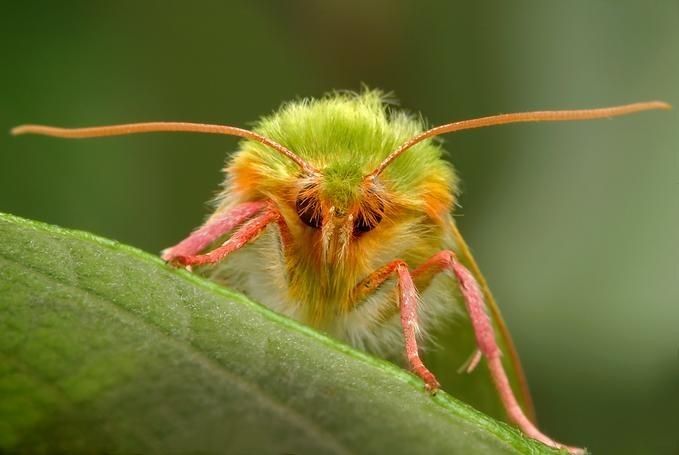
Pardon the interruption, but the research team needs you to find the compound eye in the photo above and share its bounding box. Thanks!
[295,188,322,229]
[353,201,384,235]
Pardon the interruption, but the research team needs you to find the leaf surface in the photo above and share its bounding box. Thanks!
[0,213,557,454]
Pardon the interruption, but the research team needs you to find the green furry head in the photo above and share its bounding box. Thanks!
[230,89,457,217]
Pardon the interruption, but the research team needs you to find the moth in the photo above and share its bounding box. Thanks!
[12,91,669,453]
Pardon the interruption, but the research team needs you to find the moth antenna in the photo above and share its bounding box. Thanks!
[370,101,671,176]
[11,121,317,173]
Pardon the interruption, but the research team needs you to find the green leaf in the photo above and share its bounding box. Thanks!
[0,213,558,454]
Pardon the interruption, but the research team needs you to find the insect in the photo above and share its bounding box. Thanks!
[12,91,669,453]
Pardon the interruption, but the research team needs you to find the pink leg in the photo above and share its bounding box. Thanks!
[162,200,267,261]
[169,204,279,267]
[352,260,439,391]
[414,251,584,454]
[396,262,441,391]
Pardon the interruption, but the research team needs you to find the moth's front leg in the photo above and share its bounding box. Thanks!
[164,201,281,267]
[352,260,440,392]
[162,200,268,261]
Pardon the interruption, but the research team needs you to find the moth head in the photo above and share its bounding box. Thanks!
[294,165,387,263]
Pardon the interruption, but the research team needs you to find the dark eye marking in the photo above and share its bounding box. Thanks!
[353,199,384,235]
[295,185,322,229]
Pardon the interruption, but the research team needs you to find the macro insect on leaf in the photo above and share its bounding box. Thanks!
[12,91,669,454]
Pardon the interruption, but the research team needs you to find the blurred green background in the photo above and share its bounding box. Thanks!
[1,2,677,453]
